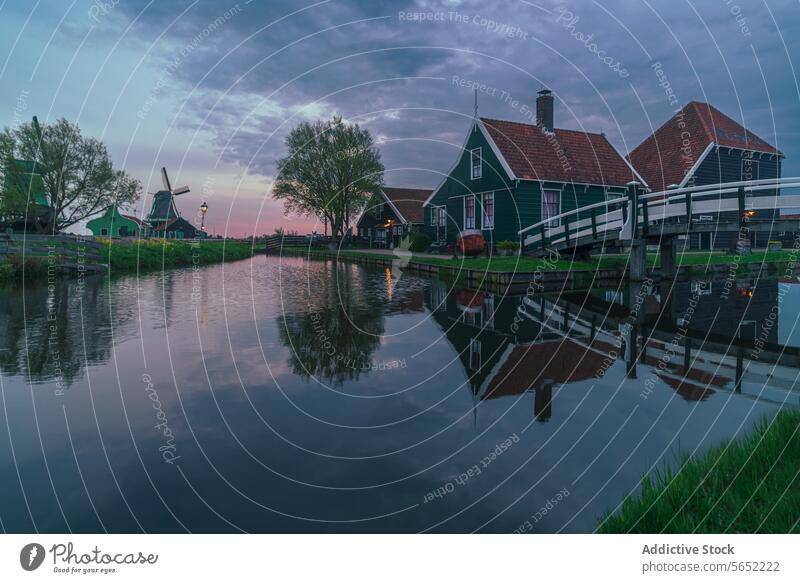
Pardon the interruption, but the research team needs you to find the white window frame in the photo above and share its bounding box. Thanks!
[741,156,759,181]
[470,148,482,180]
[464,195,476,230]
[542,189,561,227]
[430,206,439,227]
[482,192,494,230]
[469,338,482,371]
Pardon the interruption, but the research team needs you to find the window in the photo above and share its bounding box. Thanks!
[464,196,476,229]
[376,202,384,219]
[470,148,482,180]
[542,189,561,227]
[438,207,447,228]
[482,192,494,229]
[376,229,386,242]
[469,339,482,371]
[742,156,759,181]
[101,228,108,236]
[430,206,439,227]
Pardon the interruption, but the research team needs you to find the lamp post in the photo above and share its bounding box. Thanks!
[199,201,208,237]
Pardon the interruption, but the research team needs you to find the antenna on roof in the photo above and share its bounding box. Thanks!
[473,88,478,119]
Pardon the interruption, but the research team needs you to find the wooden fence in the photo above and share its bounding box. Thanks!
[0,234,106,272]
[264,234,309,253]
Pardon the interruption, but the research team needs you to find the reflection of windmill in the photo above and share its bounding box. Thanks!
[147,167,190,224]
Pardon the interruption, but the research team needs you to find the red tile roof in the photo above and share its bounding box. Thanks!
[481,339,609,399]
[628,101,781,193]
[382,187,431,223]
[479,117,638,187]
[121,214,147,227]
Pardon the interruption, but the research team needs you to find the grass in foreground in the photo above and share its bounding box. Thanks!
[103,239,254,273]
[285,246,800,274]
[599,410,800,533]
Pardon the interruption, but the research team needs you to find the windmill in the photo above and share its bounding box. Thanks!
[146,167,191,225]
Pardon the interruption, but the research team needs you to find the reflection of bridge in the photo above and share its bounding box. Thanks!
[516,284,800,408]
[519,178,800,278]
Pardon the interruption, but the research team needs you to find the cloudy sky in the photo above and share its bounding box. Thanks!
[1,0,798,236]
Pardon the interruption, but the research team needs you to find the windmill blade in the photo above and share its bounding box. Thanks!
[161,167,172,192]
[172,186,190,195]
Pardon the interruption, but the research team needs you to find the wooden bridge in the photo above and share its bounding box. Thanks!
[519,177,800,277]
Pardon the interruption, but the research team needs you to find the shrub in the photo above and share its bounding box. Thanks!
[406,231,431,252]
[496,240,520,251]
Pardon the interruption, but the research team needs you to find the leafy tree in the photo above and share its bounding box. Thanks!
[1,117,141,232]
[273,116,384,239]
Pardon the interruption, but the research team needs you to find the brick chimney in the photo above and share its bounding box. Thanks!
[536,89,554,132]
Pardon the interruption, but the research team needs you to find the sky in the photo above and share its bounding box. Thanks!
[1,0,798,237]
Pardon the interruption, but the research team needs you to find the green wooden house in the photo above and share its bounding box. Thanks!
[0,159,54,233]
[423,90,645,246]
[86,205,146,237]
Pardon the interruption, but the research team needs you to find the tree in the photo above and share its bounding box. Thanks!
[273,116,384,239]
[1,118,141,232]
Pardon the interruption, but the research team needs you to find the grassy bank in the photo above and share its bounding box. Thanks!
[284,246,800,274]
[103,239,254,273]
[599,410,800,533]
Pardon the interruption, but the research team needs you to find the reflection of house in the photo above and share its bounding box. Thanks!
[87,205,147,237]
[356,187,431,247]
[628,102,783,249]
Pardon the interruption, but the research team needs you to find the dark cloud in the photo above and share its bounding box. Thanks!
[15,0,800,187]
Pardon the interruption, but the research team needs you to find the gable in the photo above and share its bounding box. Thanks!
[628,101,782,192]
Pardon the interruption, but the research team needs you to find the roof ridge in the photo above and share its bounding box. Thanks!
[480,116,607,138]
[687,101,716,144]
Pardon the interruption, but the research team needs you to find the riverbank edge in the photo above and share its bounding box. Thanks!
[275,247,799,292]
[0,240,255,285]
[598,410,800,533]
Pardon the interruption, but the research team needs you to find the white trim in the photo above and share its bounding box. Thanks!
[477,119,517,181]
[423,119,517,208]
[482,191,495,230]
[541,188,562,227]
[463,194,476,230]
[379,189,407,224]
[622,155,650,190]
[470,147,483,180]
[678,141,717,188]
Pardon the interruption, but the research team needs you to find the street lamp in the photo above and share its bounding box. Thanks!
[200,201,208,236]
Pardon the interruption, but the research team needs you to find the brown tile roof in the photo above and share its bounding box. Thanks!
[382,187,431,223]
[121,214,147,227]
[628,101,781,193]
[479,117,637,187]
[481,339,609,399]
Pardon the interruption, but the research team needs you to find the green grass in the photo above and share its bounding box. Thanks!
[102,239,254,274]
[599,410,800,533]
[283,246,800,274]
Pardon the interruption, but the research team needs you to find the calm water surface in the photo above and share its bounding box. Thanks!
[1,255,798,533]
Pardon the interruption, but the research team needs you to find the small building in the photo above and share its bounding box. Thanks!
[422,89,642,246]
[628,101,784,249]
[86,205,146,237]
[0,159,54,233]
[147,216,199,239]
[356,187,431,247]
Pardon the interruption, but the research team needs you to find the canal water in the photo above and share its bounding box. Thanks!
[0,255,798,533]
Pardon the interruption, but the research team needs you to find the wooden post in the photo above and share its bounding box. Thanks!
[535,379,554,422]
[627,181,646,281]
[591,208,597,240]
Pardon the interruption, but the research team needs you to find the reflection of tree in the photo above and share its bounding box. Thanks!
[0,275,122,389]
[277,260,387,386]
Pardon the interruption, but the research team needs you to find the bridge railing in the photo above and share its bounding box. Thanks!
[0,234,106,271]
[520,177,800,250]
[519,193,631,251]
